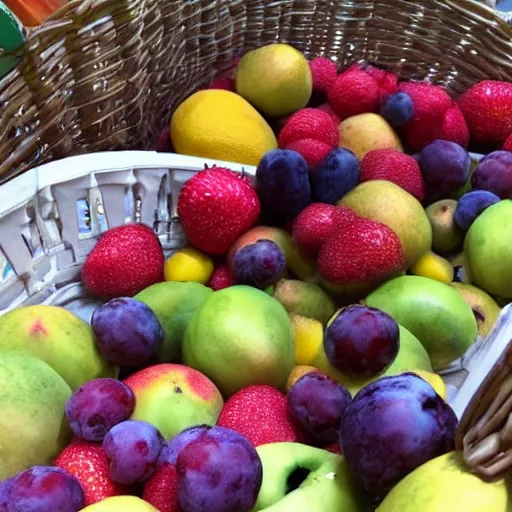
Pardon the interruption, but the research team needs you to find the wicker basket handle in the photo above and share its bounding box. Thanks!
[456,325,512,480]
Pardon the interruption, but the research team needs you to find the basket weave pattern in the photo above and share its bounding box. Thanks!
[0,0,511,183]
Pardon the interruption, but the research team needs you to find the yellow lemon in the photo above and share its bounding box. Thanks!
[81,496,158,511]
[170,89,277,166]
[410,251,454,284]
[410,369,447,400]
[289,313,324,366]
[236,43,312,117]
[286,364,320,392]
[164,248,214,284]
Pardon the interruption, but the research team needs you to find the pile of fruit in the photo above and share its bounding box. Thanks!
[0,42,512,512]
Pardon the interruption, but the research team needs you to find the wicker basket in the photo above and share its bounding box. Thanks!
[1,0,512,493]
[0,0,511,183]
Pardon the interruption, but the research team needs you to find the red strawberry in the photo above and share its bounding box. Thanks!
[143,463,181,512]
[206,76,235,91]
[207,264,234,290]
[54,441,129,506]
[399,82,469,150]
[278,108,339,148]
[327,68,380,121]
[458,80,512,145]
[325,441,342,455]
[156,127,174,153]
[317,218,406,294]
[285,139,333,168]
[177,166,260,255]
[362,64,398,96]
[316,103,341,125]
[292,203,358,259]
[360,148,425,202]
[216,385,311,446]
[504,133,512,151]
[309,57,338,95]
[82,223,164,298]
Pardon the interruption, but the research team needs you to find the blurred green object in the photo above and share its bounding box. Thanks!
[0,2,24,78]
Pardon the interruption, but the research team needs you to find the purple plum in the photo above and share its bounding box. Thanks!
[7,467,84,512]
[324,305,400,377]
[418,140,470,202]
[380,92,414,127]
[256,149,311,224]
[232,239,285,289]
[91,297,164,367]
[177,425,262,512]
[288,372,352,443]
[340,373,457,500]
[454,190,501,231]
[102,419,167,485]
[0,478,12,511]
[311,148,360,204]
[65,378,135,442]
[166,425,209,464]
[472,150,512,199]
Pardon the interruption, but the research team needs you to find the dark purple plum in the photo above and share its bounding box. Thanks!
[324,305,400,377]
[176,425,262,512]
[340,373,457,500]
[454,190,501,231]
[418,140,470,202]
[102,419,167,485]
[471,150,512,199]
[7,467,84,512]
[65,378,135,442]
[288,372,352,443]
[232,239,285,289]
[256,149,311,224]
[380,92,414,127]
[0,478,12,511]
[91,297,164,367]
[166,425,209,464]
[310,148,360,204]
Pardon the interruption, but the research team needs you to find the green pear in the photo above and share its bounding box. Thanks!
[450,282,501,338]
[338,180,432,268]
[311,325,433,396]
[464,200,512,298]
[425,199,464,254]
[253,443,367,512]
[134,281,213,362]
[376,452,510,512]
[182,285,294,397]
[0,305,115,391]
[273,279,336,326]
[365,275,478,370]
[0,352,72,479]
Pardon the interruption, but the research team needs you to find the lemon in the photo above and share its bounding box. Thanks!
[286,364,319,392]
[289,313,324,366]
[170,89,277,166]
[410,369,447,400]
[81,496,158,511]
[164,248,214,284]
[236,43,312,117]
[410,251,454,284]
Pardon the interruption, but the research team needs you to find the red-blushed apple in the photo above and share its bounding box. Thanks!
[123,364,223,440]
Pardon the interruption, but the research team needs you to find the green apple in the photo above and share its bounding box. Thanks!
[134,281,213,362]
[365,275,478,370]
[464,200,512,299]
[183,285,294,397]
[253,443,367,511]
